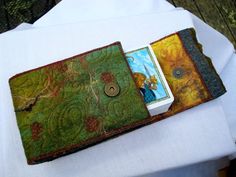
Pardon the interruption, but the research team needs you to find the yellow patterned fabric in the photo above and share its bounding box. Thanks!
[151,33,212,117]
[151,29,225,120]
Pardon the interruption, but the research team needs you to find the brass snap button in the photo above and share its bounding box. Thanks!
[173,67,185,79]
[104,82,120,97]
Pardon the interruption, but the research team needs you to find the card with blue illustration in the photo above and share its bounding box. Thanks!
[125,46,174,116]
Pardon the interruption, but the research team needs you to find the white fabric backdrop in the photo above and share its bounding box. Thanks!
[33,0,175,27]
[31,0,236,151]
[32,0,236,144]
[0,1,235,177]
[35,0,236,146]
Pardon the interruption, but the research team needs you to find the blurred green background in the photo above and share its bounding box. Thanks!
[0,0,60,32]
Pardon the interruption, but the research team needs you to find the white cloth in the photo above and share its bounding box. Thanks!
[33,0,235,74]
[33,0,175,27]
[220,53,236,140]
[32,0,236,147]
[0,1,235,177]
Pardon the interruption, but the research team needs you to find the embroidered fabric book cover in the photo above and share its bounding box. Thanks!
[9,42,150,164]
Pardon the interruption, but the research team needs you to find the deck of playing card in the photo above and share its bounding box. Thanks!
[125,45,174,116]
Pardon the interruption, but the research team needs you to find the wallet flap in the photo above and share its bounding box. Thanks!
[9,42,150,164]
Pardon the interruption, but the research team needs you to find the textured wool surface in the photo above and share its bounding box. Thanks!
[9,42,150,164]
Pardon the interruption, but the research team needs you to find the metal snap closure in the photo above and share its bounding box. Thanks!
[104,82,120,97]
[172,67,185,79]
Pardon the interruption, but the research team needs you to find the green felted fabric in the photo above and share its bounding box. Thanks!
[9,42,150,164]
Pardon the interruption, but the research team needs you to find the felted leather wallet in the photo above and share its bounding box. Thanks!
[9,28,226,164]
